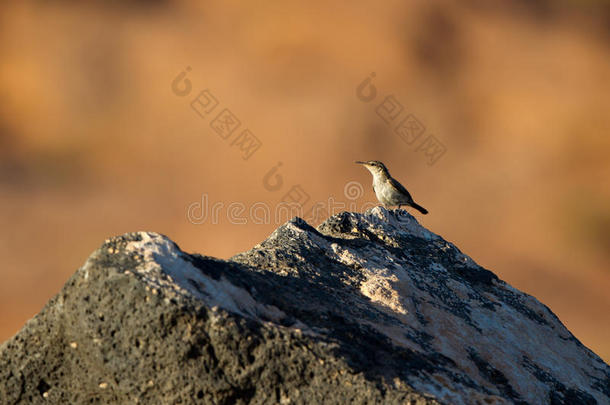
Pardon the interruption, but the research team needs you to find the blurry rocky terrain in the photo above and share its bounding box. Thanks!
[0,0,609,363]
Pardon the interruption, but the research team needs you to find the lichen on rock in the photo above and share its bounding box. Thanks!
[0,207,608,404]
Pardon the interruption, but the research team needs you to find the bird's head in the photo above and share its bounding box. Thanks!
[355,160,389,177]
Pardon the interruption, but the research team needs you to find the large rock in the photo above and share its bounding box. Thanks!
[0,207,608,404]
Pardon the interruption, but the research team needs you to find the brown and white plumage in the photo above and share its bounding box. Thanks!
[355,160,428,214]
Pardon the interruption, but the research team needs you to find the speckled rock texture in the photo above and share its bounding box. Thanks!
[0,207,608,404]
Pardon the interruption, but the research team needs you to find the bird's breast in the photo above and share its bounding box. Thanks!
[372,177,391,204]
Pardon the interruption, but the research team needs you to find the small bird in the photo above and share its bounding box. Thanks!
[355,160,428,214]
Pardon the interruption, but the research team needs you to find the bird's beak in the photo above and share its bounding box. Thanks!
[355,161,366,165]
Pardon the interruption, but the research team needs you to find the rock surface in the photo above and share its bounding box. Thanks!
[0,207,608,404]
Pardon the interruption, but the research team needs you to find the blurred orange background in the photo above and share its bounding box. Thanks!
[1,1,609,362]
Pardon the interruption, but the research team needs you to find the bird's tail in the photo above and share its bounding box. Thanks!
[411,202,428,215]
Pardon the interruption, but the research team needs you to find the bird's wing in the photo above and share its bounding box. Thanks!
[387,177,413,201]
